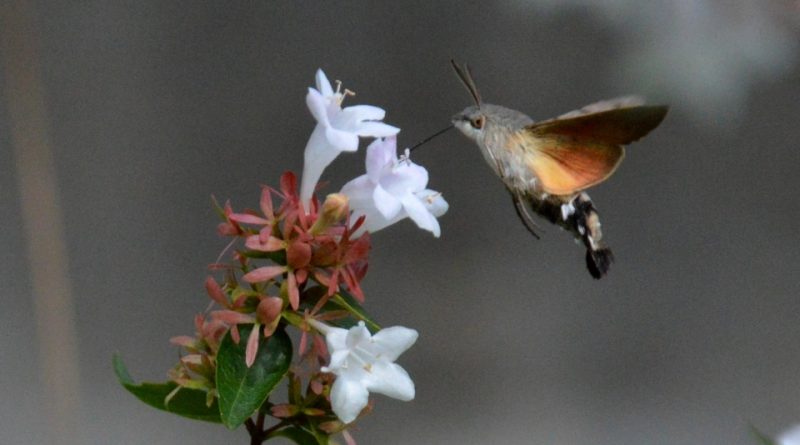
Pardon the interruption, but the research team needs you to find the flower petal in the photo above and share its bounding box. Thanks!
[365,137,396,183]
[301,126,342,206]
[306,88,329,125]
[372,185,402,219]
[400,192,440,237]
[313,322,348,351]
[330,375,370,424]
[325,126,360,152]
[315,69,334,97]
[364,360,415,401]
[339,175,374,210]
[369,326,419,362]
[327,349,350,371]
[343,104,386,122]
[417,189,449,217]
[778,425,800,445]
[379,162,428,197]
[345,322,371,349]
[351,208,402,236]
[354,121,400,137]
[331,105,386,132]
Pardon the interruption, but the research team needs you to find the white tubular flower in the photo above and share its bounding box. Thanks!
[300,69,400,209]
[308,319,418,424]
[779,425,800,445]
[340,137,448,237]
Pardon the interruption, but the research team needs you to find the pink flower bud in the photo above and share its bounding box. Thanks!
[310,378,324,395]
[270,403,299,418]
[169,335,196,348]
[256,297,283,326]
[286,240,312,269]
[318,421,342,434]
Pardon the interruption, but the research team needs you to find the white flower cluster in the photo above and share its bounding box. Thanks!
[301,69,448,237]
[300,69,444,424]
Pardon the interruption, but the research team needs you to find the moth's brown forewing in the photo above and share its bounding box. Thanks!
[523,105,669,195]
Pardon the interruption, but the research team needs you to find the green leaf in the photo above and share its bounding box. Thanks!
[240,249,286,264]
[750,426,777,445]
[112,354,221,423]
[216,325,292,429]
[331,290,380,332]
[270,426,326,445]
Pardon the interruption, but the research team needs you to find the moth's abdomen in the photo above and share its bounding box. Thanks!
[528,192,614,279]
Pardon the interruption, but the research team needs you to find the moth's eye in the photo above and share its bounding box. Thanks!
[470,116,485,130]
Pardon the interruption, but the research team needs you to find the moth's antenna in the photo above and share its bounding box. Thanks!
[451,59,482,107]
[408,124,454,153]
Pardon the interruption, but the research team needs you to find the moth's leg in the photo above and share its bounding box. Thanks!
[510,191,542,240]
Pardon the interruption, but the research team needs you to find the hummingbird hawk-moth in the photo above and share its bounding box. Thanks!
[450,60,668,279]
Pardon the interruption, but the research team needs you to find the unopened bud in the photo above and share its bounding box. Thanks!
[318,420,345,434]
[310,193,349,234]
[270,403,300,418]
[257,296,283,338]
[256,296,283,326]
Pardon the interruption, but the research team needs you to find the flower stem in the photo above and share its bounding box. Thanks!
[246,413,288,444]
[246,411,268,445]
[245,418,260,445]
[262,421,287,439]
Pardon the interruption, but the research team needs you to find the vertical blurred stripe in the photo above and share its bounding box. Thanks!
[0,1,82,444]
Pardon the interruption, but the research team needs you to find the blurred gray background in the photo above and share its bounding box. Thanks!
[2,1,800,444]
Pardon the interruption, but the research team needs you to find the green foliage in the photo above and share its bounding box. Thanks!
[331,290,380,332]
[217,325,292,429]
[113,354,221,423]
[240,248,286,264]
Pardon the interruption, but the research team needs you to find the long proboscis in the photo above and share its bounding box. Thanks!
[450,59,482,107]
[408,124,454,153]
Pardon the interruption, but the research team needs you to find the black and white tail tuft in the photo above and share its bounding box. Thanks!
[586,247,614,279]
[573,193,614,279]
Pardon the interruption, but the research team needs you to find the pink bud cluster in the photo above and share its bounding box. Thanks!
[170,170,371,394]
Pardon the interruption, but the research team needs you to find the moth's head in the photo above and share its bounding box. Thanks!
[450,60,489,143]
[452,104,530,142]
[451,105,487,142]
